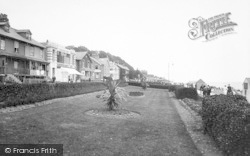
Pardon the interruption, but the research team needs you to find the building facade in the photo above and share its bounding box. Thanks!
[99,57,110,79]
[43,41,81,82]
[109,61,120,80]
[0,13,48,83]
[90,53,102,81]
[76,52,93,81]
[116,63,129,81]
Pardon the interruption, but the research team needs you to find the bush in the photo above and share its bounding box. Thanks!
[0,82,106,109]
[201,94,250,155]
[168,85,183,92]
[175,87,198,100]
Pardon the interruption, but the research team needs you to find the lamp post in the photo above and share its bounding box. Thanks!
[168,63,174,82]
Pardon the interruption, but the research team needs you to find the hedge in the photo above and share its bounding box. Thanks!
[201,94,250,155]
[175,87,198,100]
[0,82,107,108]
[128,81,174,89]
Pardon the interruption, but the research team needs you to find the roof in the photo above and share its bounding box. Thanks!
[75,52,88,60]
[244,78,250,83]
[116,63,129,71]
[0,27,44,48]
[109,61,118,68]
[196,79,205,84]
[90,57,101,65]
[99,58,110,66]
[16,29,32,35]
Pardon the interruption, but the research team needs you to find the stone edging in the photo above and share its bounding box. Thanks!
[171,95,223,156]
[128,95,145,98]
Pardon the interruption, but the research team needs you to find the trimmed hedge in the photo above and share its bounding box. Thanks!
[175,87,198,100]
[128,81,173,89]
[201,94,250,155]
[0,82,107,108]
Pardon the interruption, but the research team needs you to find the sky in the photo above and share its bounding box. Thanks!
[1,0,250,89]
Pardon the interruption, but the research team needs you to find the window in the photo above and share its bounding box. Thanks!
[52,68,55,77]
[244,83,248,89]
[52,49,55,62]
[26,33,31,40]
[40,49,44,58]
[95,65,98,69]
[14,61,18,69]
[72,55,75,65]
[87,61,90,68]
[14,41,19,53]
[30,46,34,56]
[0,37,5,50]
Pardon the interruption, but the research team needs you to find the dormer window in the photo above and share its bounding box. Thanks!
[26,33,31,40]
[16,30,32,40]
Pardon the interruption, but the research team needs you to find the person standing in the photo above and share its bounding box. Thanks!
[227,84,233,95]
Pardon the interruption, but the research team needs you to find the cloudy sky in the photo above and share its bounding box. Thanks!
[1,0,250,88]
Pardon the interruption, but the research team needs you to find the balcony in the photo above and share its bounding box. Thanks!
[30,70,46,76]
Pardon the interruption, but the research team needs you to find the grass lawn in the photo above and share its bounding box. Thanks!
[0,86,201,156]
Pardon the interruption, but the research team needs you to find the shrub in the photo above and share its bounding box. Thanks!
[168,85,183,92]
[0,82,106,109]
[175,87,198,100]
[201,94,250,155]
[100,80,128,110]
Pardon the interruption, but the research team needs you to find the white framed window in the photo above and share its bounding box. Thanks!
[40,49,44,58]
[0,38,5,50]
[14,61,18,69]
[30,46,34,56]
[14,41,19,53]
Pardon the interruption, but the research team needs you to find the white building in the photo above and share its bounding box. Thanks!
[43,41,82,82]
[109,61,120,80]
[243,78,250,102]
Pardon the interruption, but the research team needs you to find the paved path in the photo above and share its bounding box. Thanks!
[0,86,202,156]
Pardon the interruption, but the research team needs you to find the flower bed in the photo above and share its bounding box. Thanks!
[182,98,202,115]
[129,92,144,96]
[201,94,250,155]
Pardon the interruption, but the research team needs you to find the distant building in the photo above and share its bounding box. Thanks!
[0,13,48,82]
[116,63,129,81]
[109,61,120,80]
[99,57,110,79]
[195,79,206,90]
[243,78,250,102]
[76,52,93,81]
[90,52,102,81]
[43,41,82,82]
